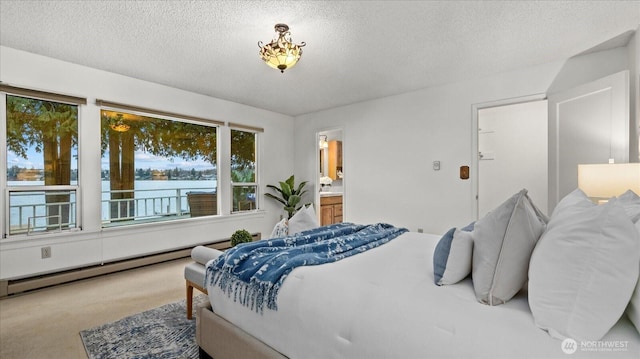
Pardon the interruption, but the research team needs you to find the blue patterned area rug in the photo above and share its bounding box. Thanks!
[80,296,207,359]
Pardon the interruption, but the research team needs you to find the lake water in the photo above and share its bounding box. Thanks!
[8,180,217,225]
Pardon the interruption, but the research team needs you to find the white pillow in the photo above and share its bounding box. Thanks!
[472,189,548,305]
[433,226,474,286]
[529,193,640,341]
[269,218,289,238]
[618,189,640,223]
[625,219,640,335]
[288,205,319,235]
[552,188,592,214]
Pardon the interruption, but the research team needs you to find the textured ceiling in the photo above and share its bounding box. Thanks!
[1,1,639,116]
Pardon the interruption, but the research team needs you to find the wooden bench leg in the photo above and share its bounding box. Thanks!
[187,281,194,320]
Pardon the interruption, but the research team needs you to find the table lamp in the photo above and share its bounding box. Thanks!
[578,163,640,203]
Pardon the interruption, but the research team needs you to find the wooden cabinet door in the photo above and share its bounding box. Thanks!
[320,205,334,226]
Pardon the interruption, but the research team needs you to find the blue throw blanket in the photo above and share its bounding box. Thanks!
[205,222,407,313]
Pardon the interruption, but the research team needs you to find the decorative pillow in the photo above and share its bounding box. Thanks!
[472,189,548,305]
[433,228,456,284]
[551,187,591,214]
[618,189,640,223]
[288,205,319,235]
[528,195,640,341]
[269,218,289,239]
[626,219,640,334]
[433,226,474,286]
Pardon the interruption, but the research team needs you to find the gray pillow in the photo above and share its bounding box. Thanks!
[472,189,548,305]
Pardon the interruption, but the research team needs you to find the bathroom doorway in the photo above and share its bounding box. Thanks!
[316,129,344,226]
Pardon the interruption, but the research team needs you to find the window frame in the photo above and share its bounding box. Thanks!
[97,100,222,227]
[0,85,265,240]
[1,85,86,239]
[229,125,262,214]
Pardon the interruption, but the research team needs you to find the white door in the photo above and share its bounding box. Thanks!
[548,71,629,212]
[478,100,548,217]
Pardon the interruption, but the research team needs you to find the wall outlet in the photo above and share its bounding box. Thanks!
[41,246,51,259]
[433,161,440,171]
[417,228,424,233]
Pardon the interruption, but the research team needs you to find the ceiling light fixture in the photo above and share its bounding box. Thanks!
[109,114,130,132]
[258,23,306,73]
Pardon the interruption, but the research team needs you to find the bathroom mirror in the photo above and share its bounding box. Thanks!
[318,129,343,187]
[317,128,344,226]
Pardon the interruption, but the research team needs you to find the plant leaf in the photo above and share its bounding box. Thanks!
[266,184,283,195]
[295,181,308,194]
[279,181,292,198]
[285,175,295,189]
[288,194,301,207]
[265,193,287,206]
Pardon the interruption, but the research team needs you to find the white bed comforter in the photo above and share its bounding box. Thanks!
[207,232,640,359]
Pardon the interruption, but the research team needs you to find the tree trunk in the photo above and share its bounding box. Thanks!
[43,130,71,230]
[108,131,136,220]
[121,131,135,218]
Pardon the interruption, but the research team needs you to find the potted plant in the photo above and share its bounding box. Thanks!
[265,175,309,219]
[231,229,253,247]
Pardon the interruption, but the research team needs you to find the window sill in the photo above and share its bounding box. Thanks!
[1,210,266,246]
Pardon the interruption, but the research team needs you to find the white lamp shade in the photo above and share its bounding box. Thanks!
[578,163,640,198]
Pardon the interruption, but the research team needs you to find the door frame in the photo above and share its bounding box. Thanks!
[471,93,547,220]
[315,127,345,223]
[547,70,629,210]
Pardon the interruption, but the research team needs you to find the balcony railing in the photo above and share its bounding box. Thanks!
[100,187,215,226]
[5,187,220,236]
[7,187,78,236]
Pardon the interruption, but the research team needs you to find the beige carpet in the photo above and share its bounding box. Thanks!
[0,257,193,359]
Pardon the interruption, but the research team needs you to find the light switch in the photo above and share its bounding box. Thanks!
[433,161,440,171]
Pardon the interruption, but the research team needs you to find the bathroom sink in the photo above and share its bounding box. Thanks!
[320,191,342,197]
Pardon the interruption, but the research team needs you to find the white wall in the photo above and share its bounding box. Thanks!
[547,31,639,163]
[294,36,638,235]
[3,30,636,279]
[0,46,295,280]
[294,62,563,235]
[546,46,634,210]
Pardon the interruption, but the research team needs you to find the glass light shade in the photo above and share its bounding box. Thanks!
[110,122,130,132]
[319,135,329,148]
[259,24,305,73]
[260,44,303,72]
[106,112,132,132]
[578,163,640,199]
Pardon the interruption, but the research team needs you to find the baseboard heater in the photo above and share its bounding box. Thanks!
[0,232,261,298]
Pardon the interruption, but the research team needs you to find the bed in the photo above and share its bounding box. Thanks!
[197,190,640,359]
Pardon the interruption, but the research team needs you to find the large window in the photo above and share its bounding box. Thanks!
[231,128,259,212]
[5,94,79,236]
[2,86,260,239]
[100,108,218,226]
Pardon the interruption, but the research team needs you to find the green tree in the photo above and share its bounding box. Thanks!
[100,112,222,220]
[231,130,256,177]
[6,95,77,228]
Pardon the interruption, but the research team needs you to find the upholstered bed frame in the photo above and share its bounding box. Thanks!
[196,302,287,359]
